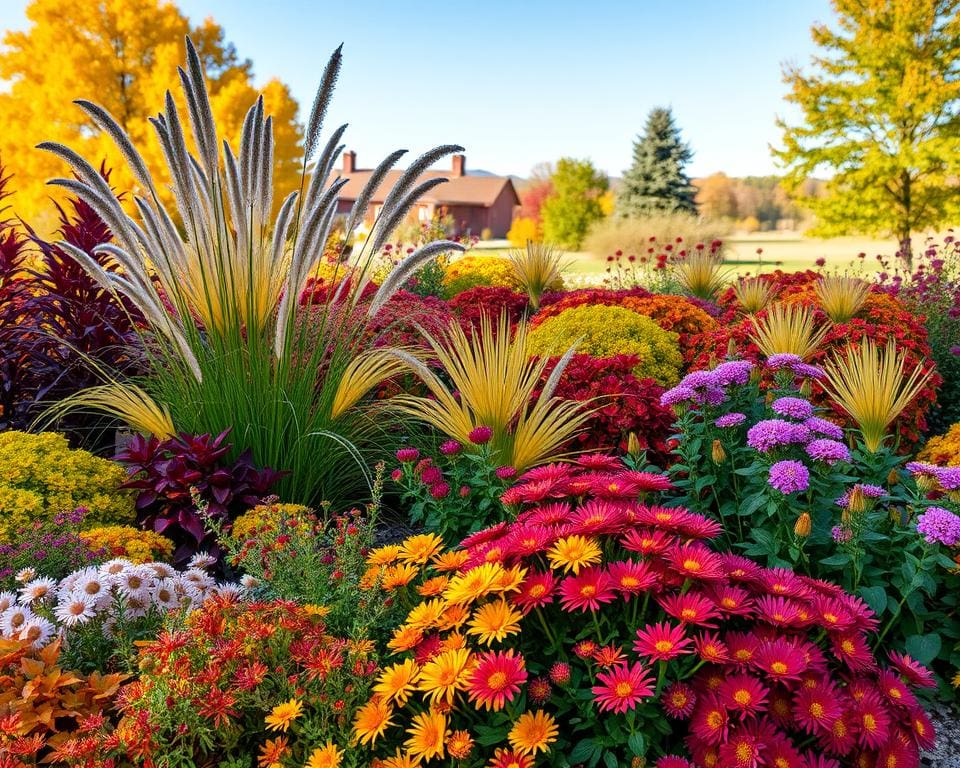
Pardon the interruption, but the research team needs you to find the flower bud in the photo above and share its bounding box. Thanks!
[841,507,853,526]
[711,439,726,464]
[887,468,900,486]
[794,512,812,538]
[847,486,867,515]
[627,432,641,457]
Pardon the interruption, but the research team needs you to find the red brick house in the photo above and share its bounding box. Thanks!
[334,151,519,238]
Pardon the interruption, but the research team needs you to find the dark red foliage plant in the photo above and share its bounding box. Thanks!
[115,429,284,565]
[447,285,530,337]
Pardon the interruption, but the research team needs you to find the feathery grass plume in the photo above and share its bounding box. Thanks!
[815,275,872,323]
[39,383,175,440]
[675,249,728,300]
[509,240,566,309]
[749,302,828,359]
[391,312,590,471]
[732,276,777,314]
[36,38,461,505]
[822,338,934,452]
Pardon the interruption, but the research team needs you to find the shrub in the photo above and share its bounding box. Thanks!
[583,212,725,258]
[78,525,174,564]
[527,304,683,387]
[447,286,530,338]
[365,289,455,352]
[0,431,133,540]
[507,216,540,247]
[355,458,935,767]
[115,430,282,565]
[442,255,524,297]
[541,157,608,250]
[0,507,102,589]
[535,354,675,461]
[918,422,960,466]
[534,286,652,326]
[103,598,377,766]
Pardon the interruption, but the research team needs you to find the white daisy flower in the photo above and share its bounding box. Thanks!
[15,616,56,650]
[151,578,180,611]
[121,594,149,620]
[239,574,260,590]
[19,577,57,605]
[213,582,243,601]
[1,604,35,636]
[0,591,18,612]
[15,567,36,584]
[54,593,97,627]
[146,562,176,580]
[57,571,82,600]
[73,567,113,607]
[116,565,155,600]
[187,552,217,570]
[99,558,133,578]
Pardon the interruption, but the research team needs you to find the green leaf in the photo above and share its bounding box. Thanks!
[628,732,645,756]
[604,752,619,768]
[568,739,596,764]
[858,586,887,616]
[905,633,942,665]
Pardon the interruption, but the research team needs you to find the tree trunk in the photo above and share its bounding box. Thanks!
[899,173,913,270]
[898,232,913,271]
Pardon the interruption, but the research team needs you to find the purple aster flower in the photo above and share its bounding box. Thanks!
[951,345,960,356]
[679,370,719,389]
[916,506,960,546]
[791,362,827,380]
[697,386,728,406]
[747,419,811,452]
[804,416,844,440]
[906,461,940,478]
[768,460,810,494]
[936,467,960,491]
[832,526,853,543]
[765,353,803,370]
[715,413,747,428]
[660,385,696,407]
[771,396,814,420]
[713,360,754,386]
[806,438,851,464]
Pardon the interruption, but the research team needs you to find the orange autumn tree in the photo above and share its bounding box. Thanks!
[0,0,302,234]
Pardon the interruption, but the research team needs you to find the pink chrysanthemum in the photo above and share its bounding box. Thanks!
[854,690,891,749]
[753,638,809,681]
[607,559,657,598]
[569,500,629,535]
[725,632,761,666]
[466,650,528,711]
[504,525,555,558]
[694,631,731,664]
[524,502,573,527]
[665,542,725,581]
[876,669,919,711]
[633,621,694,662]
[888,651,937,689]
[621,527,675,555]
[558,567,617,613]
[527,677,551,704]
[720,554,764,583]
[793,683,842,734]
[690,695,729,745]
[830,631,877,672]
[658,592,721,627]
[760,568,812,599]
[592,644,626,669]
[718,674,768,717]
[512,571,557,614]
[591,662,655,713]
[662,682,697,718]
[754,595,804,627]
[709,585,755,616]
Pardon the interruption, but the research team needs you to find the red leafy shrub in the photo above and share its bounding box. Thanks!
[365,290,455,350]
[361,457,935,767]
[536,354,674,461]
[0,180,32,431]
[115,430,283,565]
[534,286,652,328]
[447,285,530,337]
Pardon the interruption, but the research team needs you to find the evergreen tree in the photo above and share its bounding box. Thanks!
[616,107,698,218]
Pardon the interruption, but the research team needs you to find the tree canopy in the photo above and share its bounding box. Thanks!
[775,0,960,263]
[0,0,302,233]
[541,158,608,250]
[615,107,697,218]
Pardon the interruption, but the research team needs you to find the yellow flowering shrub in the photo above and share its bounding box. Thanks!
[230,503,314,541]
[79,525,174,563]
[0,431,134,540]
[442,255,564,298]
[918,422,960,466]
[527,304,683,386]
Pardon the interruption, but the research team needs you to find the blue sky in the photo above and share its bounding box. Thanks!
[0,0,834,178]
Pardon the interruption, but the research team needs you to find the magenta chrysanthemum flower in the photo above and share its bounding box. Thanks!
[715,412,747,428]
[495,466,517,480]
[747,420,810,451]
[468,426,494,445]
[591,662,655,713]
[396,447,420,462]
[916,506,960,546]
[937,466,960,490]
[429,482,450,500]
[791,362,826,379]
[771,396,814,420]
[836,483,885,508]
[768,460,809,494]
[440,440,462,455]
[804,416,844,440]
[712,360,754,386]
[660,385,697,407]
[680,371,718,389]
[805,438,850,464]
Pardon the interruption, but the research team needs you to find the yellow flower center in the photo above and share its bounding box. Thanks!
[841,640,855,653]
[654,640,674,653]
[580,586,597,598]
[615,682,633,697]
[671,692,687,707]
[707,711,724,728]
[810,702,824,718]
[736,742,752,761]
[733,690,751,706]
[823,612,838,623]
[681,608,697,620]
[771,661,788,674]
[735,650,752,661]
[721,598,736,608]
[863,714,876,732]
[529,585,546,598]
[915,719,926,735]
[488,672,507,691]
[621,576,640,588]
[682,559,701,571]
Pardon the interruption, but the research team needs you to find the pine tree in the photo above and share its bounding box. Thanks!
[615,107,698,218]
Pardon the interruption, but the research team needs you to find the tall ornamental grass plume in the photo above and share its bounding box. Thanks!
[823,338,934,453]
[509,240,566,310]
[675,243,727,300]
[749,302,828,360]
[391,312,590,472]
[37,38,464,505]
[731,275,777,315]
[815,274,872,323]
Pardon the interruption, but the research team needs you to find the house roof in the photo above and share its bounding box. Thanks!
[336,169,520,208]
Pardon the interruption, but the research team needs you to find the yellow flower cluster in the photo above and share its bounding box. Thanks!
[354,534,559,765]
[918,422,960,467]
[526,304,684,386]
[79,525,173,564]
[442,255,564,298]
[230,503,314,541]
[0,431,134,540]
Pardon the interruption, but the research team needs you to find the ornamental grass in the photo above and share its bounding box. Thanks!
[749,302,829,361]
[675,247,728,300]
[509,241,567,310]
[732,275,778,315]
[39,39,463,506]
[355,456,935,767]
[815,275,873,323]
[823,338,935,453]
[391,312,589,473]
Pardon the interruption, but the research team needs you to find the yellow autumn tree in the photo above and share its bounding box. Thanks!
[0,0,302,233]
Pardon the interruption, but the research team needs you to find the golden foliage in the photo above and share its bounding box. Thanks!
[732,276,778,314]
[749,302,828,360]
[814,275,872,323]
[509,241,566,309]
[675,250,728,300]
[0,0,302,233]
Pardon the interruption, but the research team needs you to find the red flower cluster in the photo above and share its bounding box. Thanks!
[533,287,652,328]
[534,354,674,460]
[365,290,455,351]
[447,286,530,338]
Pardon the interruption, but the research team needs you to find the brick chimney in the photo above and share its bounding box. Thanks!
[451,154,466,177]
[343,150,356,174]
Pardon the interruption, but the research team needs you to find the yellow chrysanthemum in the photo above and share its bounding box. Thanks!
[388,625,424,654]
[265,699,302,732]
[466,599,523,645]
[367,544,404,566]
[399,533,445,565]
[305,741,343,768]
[441,632,468,651]
[443,562,506,605]
[431,549,470,572]
[446,729,475,760]
[360,565,383,590]
[417,648,473,705]
[491,565,527,593]
[438,603,471,631]
[380,750,420,768]
[508,710,559,755]
[417,575,451,596]
[352,697,394,746]
[404,709,447,762]
[547,535,602,574]
[303,604,331,618]
[405,598,447,629]
[374,659,421,706]
[382,563,420,590]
